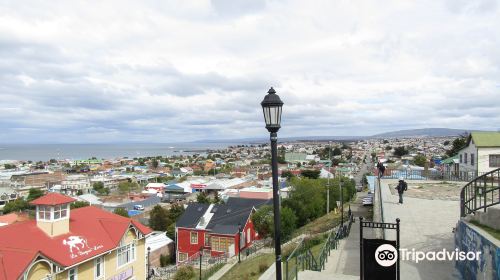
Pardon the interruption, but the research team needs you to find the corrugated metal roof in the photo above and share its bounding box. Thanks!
[470,132,500,147]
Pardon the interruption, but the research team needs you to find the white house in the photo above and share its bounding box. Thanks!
[457,132,500,176]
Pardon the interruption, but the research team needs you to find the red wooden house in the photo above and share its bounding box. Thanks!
[175,197,270,263]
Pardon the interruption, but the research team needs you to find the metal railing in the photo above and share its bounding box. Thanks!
[151,251,228,280]
[283,212,355,280]
[377,168,485,182]
[460,167,500,217]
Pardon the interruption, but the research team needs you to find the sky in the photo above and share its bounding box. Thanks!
[0,0,499,143]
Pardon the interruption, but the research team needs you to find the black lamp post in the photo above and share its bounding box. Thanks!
[199,248,203,280]
[238,222,242,263]
[147,247,151,280]
[261,87,284,280]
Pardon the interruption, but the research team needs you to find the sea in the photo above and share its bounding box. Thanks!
[0,142,249,162]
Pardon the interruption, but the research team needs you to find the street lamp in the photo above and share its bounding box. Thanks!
[261,87,284,280]
[147,247,151,280]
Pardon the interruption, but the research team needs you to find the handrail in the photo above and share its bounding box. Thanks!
[460,167,500,217]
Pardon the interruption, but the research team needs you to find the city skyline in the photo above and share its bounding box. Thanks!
[1,0,500,143]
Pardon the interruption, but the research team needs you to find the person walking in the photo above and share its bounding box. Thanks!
[377,160,386,178]
[395,177,408,204]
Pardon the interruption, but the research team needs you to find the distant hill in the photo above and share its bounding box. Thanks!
[371,128,471,138]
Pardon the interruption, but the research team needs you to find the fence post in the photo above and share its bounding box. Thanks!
[285,260,289,280]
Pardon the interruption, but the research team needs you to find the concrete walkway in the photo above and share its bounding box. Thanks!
[297,179,461,280]
[296,191,375,279]
[380,179,460,280]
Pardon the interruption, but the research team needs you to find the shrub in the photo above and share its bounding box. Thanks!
[173,266,195,280]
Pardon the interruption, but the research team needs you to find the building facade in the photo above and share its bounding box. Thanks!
[0,193,152,280]
[458,132,500,177]
[175,198,269,264]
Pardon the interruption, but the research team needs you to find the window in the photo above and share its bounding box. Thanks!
[38,206,51,220]
[190,232,198,244]
[95,256,104,279]
[247,228,251,243]
[205,235,210,246]
[464,153,468,164]
[178,253,188,262]
[212,237,220,251]
[54,205,67,220]
[211,237,233,252]
[471,154,474,166]
[489,155,500,168]
[68,267,77,280]
[460,154,463,163]
[117,242,136,267]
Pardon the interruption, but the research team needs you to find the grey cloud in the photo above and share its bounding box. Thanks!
[210,0,267,18]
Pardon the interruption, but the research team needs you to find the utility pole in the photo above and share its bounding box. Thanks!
[327,141,331,214]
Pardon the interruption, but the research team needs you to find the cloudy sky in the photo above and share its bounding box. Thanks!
[0,0,499,143]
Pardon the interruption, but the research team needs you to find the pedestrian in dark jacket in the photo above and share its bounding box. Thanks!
[377,161,386,178]
[395,177,408,204]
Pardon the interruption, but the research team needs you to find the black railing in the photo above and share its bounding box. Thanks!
[460,168,500,217]
[377,168,485,182]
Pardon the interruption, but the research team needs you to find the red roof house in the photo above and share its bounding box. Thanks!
[0,193,152,280]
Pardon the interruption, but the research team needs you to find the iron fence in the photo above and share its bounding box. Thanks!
[460,167,500,217]
[283,212,355,280]
[150,251,228,280]
[378,168,486,182]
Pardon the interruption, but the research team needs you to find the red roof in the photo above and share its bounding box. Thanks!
[30,193,76,206]
[0,206,152,280]
[0,213,29,225]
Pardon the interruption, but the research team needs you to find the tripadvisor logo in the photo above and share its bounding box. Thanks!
[375,244,398,267]
[374,244,482,266]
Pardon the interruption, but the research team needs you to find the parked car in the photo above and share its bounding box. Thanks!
[133,204,145,211]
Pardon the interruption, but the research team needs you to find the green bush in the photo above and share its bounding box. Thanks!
[173,266,195,280]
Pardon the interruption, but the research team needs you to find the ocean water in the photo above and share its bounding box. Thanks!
[0,142,244,162]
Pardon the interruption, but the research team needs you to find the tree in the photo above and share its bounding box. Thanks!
[300,169,320,179]
[281,171,295,181]
[196,192,211,204]
[443,140,450,146]
[282,178,325,227]
[213,191,223,204]
[280,207,297,241]
[93,182,104,191]
[149,205,170,231]
[446,135,467,157]
[251,205,297,241]
[26,188,44,202]
[332,148,342,156]
[252,205,273,238]
[413,154,427,167]
[167,203,185,222]
[393,146,409,157]
[4,163,16,169]
[2,199,29,214]
[152,159,159,169]
[113,208,129,217]
[70,201,90,209]
[118,181,139,194]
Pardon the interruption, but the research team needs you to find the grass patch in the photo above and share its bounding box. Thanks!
[292,210,341,238]
[192,263,225,280]
[219,253,275,280]
[219,242,299,280]
[470,220,500,241]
